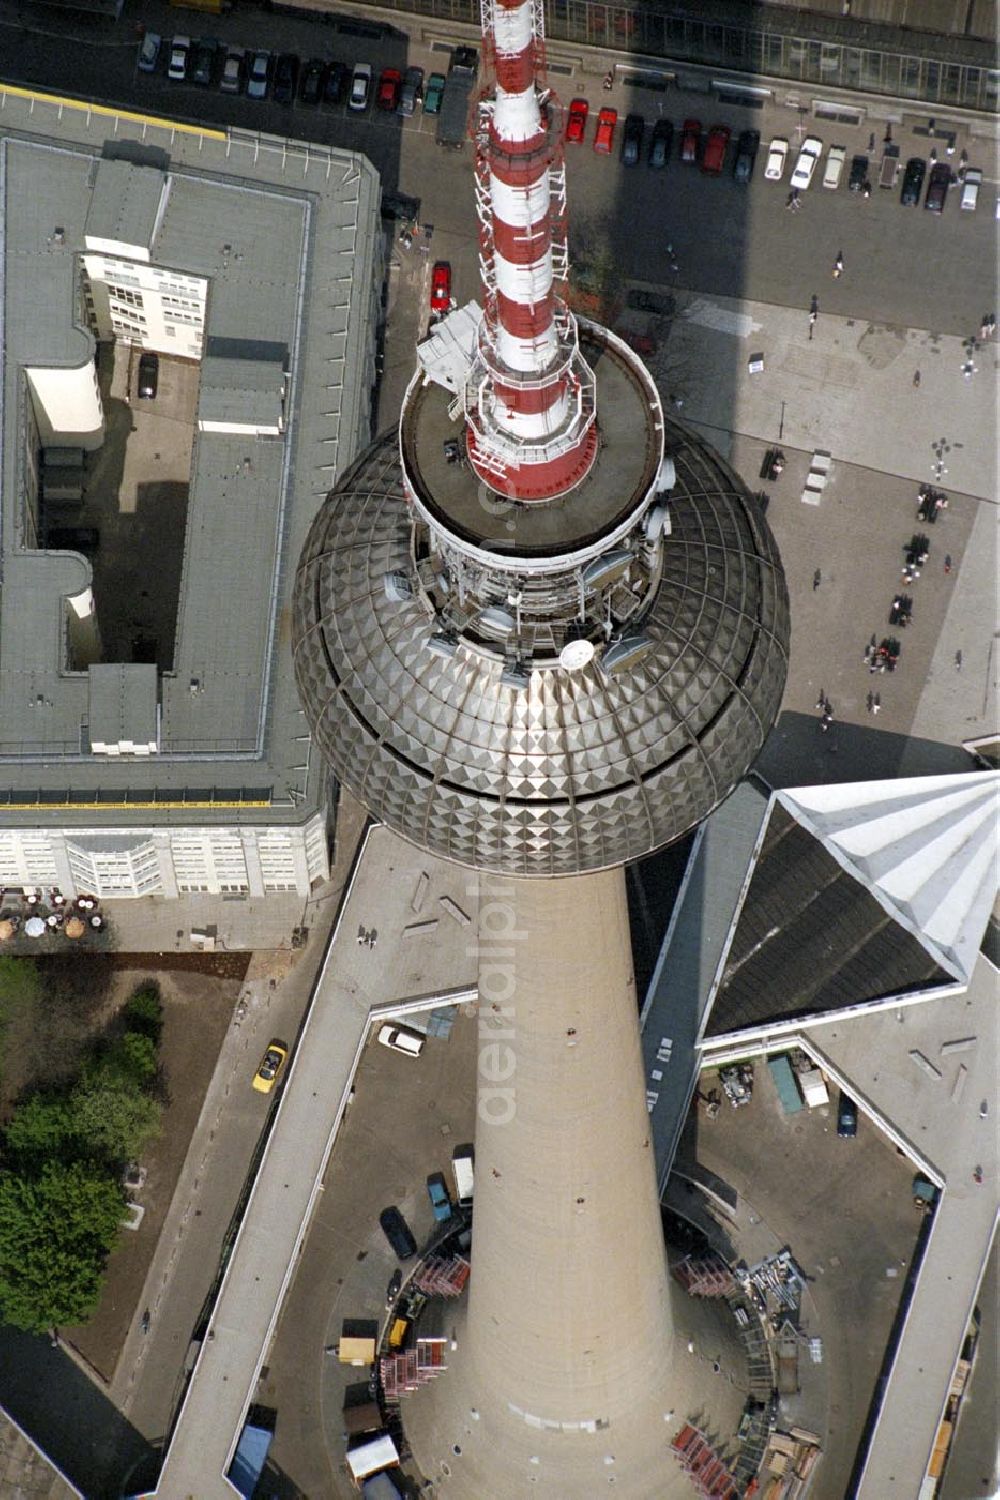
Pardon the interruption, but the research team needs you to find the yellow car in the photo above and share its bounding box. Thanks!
[252,1040,288,1094]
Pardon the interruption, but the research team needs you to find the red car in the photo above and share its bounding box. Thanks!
[566,97,589,144]
[430,261,452,313]
[377,67,402,111]
[701,123,731,175]
[593,107,617,155]
[680,118,702,163]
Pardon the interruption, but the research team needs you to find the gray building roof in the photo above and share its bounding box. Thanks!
[0,120,381,829]
[84,158,164,255]
[198,355,285,431]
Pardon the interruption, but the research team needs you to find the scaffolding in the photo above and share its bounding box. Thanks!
[380,1337,450,1404]
[672,1254,736,1297]
[670,1424,740,1498]
[413,1254,471,1297]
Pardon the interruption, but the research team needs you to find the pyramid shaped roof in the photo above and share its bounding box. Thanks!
[776,771,999,985]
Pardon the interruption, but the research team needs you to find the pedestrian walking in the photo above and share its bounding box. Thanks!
[810,294,819,315]
[944,554,952,574]
[832,252,844,279]
[820,712,831,733]
[812,567,821,590]
[815,690,827,711]
[912,370,921,388]
[866,691,874,714]
[955,649,963,672]
[808,310,817,339]
[872,693,881,715]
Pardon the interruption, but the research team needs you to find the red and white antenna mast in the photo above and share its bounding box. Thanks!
[464,0,599,501]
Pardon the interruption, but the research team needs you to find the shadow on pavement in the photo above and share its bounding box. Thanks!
[757,708,975,790]
[0,1325,156,1500]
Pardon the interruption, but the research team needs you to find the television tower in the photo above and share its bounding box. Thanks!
[293,0,789,1488]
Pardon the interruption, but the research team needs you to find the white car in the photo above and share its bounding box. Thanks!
[764,137,789,181]
[378,1023,424,1057]
[960,168,982,211]
[167,35,190,82]
[823,145,847,189]
[790,136,823,191]
[349,62,373,112]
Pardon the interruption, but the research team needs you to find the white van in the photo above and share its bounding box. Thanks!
[377,1022,424,1057]
[960,168,982,211]
[451,1144,474,1207]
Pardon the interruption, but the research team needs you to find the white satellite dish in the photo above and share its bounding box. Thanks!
[560,639,596,671]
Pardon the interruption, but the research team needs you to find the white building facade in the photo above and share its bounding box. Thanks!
[0,815,328,900]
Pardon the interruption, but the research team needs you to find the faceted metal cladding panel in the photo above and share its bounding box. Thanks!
[293,426,789,876]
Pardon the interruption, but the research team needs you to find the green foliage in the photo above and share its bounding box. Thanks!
[3,1092,76,1163]
[69,1079,160,1163]
[122,982,163,1043]
[0,1160,124,1332]
[0,976,167,1330]
[0,956,42,1026]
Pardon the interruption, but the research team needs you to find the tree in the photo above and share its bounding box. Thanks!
[0,1160,124,1332]
[122,982,163,1044]
[69,1079,160,1163]
[3,1091,76,1162]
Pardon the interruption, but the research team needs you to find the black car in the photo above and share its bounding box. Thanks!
[379,1205,417,1260]
[900,156,926,206]
[837,1092,858,1138]
[733,128,760,184]
[323,61,345,105]
[191,37,219,87]
[848,153,869,191]
[137,351,159,399]
[620,114,644,167]
[273,52,299,105]
[299,58,325,105]
[647,118,672,169]
[925,161,950,213]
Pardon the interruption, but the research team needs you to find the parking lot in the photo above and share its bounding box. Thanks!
[259,1011,477,1499]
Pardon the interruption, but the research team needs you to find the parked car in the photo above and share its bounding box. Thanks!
[167,36,190,82]
[790,135,823,190]
[323,61,345,105]
[423,71,446,114]
[349,62,373,112]
[878,142,900,189]
[273,53,299,104]
[733,128,759,183]
[426,1173,453,1223]
[593,106,617,154]
[398,65,424,116]
[647,117,672,168]
[848,152,869,191]
[137,32,161,73]
[219,47,245,95]
[379,1205,417,1259]
[246,49,271,100]
[960,166,982,211]
[137,352,159,399]
[566,97,589,145]
[822,144,846,189]
[430,260,452,313]
[925,161,951,213]
[679,118,701,164]
[900,157,926,206]
[252,1039,288,1094]
[299,57,325,104]
[764,136,788,181]
[620,113,644,167]
[702,123,731,175]
[377,1022,425,1057]
[837,1091,858,1138]
[377,66,402,111]
[191,37,219,87]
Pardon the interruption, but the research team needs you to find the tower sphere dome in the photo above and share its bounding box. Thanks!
[293,413,789,879]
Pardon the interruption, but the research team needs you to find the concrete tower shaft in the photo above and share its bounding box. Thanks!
[467,0,598,499]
